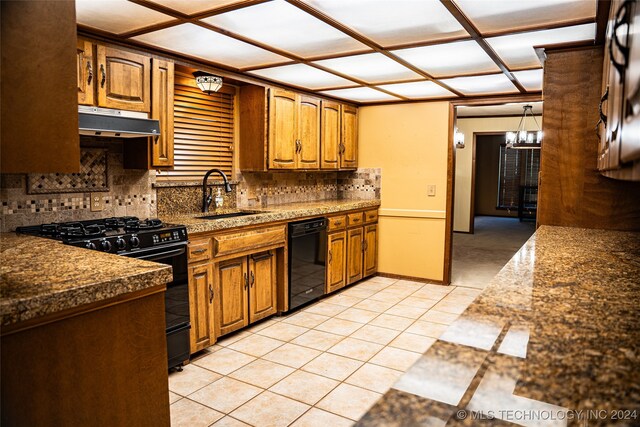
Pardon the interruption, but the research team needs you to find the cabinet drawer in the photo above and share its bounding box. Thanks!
[347,212,364,227]
[364,209,378,224]
[213,226,286,258]
[327,215,346,231]
[188,239,211,263]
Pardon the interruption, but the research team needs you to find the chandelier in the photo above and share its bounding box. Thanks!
[506,105,542,149]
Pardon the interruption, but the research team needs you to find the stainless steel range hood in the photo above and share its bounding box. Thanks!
[78,106,160,138]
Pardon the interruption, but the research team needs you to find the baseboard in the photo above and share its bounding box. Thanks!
[375,272,449,286]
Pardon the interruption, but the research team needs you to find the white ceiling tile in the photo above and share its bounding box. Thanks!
[76,0,174,34]
[393,40,500,78]
[303,0,468,46]
[146,0,244,16]
[453,0,597,34]
[132,23,289,69]
[512,69,543,91]
[376,81,456,99]
[313,53,421,84]
[439,74,519,95]
[249,64,355,90]
[202,0,368,57]
[487,23,596,69]
[457,102,543,117]
[320,87,400,103]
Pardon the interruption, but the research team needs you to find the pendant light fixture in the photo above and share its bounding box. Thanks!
[193,71,223,94]
[506,105,542,149]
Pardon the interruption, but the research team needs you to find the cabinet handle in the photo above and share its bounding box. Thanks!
[328,249,332,264]
[339,143,345,154]
[244,272,248,290]
[209,284,214,303]
[609,0,631,75]
[190,248,207,255]
[334,221,342,226]
[364,240,368,251]
[86,61,93,86]
[250,271,255,287]
[100,64,106,88]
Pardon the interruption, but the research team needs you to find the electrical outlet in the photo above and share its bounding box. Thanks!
[427,184,436,197]
[90,193,104,212]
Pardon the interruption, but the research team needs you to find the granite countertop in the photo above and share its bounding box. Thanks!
[0,234,173,327]
[160,199,381,235]
[358,226,640,426]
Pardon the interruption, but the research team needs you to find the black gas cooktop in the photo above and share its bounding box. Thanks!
[16,216,187,255]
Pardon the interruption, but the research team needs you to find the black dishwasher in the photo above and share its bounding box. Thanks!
[287,218,327,312]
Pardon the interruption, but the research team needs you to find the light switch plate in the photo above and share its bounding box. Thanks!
[90,193,104,212]
[427,184,436,197]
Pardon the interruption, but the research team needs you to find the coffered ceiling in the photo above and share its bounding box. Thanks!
[76,0,600,104]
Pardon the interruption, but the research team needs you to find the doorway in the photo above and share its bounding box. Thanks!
[446,102,541,288]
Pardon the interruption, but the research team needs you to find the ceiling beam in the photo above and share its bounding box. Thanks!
[285,0,465,97]
[439,0,527,94]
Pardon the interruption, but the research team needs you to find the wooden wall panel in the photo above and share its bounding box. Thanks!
[538,47,640,231]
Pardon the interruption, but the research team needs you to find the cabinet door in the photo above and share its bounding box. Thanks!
[268,88,298,169]
[77,39,94,106]
[346,227,364,285]
[151,59,174,168]
[340,105,358,169]
[188,263,215,353]
[216,257,249,336]
[297,95,320,169]
[97,45,151,112]
[363,224,378,278]
[326,231,347,293]
[248,251,277,323]
[321,100,341,169]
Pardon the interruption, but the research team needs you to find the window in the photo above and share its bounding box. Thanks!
[497,145,540,209]
[156,68,235,181]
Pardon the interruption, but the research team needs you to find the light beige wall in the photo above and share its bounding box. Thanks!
[359,102,450,281]
[454,116,541,232]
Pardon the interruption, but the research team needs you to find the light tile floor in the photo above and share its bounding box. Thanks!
[168,276,481,427]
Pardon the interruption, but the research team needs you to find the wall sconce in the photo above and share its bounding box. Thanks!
[193,71,223,94]
[454,128,465,149]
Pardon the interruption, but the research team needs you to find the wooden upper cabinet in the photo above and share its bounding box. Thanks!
[1,0,80,174]
[326,231,347,293]
[269,88,298,169]
[216,257,249,336]
[341,105,358,169]
[297,96,321,169]
[248,251,277,323]
[97,45,151,112]
[76,39,94,106]
[151,59,174,168]
[321,100,341,169]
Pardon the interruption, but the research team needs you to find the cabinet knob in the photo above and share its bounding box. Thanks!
[250,271,255,287]
[244,272,248,289]
[100,64,106,88]
[86,61,93,85]
[209,284,214,303]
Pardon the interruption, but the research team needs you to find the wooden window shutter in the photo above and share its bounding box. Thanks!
[156,69,236,181]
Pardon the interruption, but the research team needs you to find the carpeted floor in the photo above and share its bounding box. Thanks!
[451,216,535,289]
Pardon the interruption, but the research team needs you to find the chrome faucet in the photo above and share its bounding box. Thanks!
[202,169,232,213]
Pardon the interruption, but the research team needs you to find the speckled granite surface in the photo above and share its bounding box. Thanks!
[358,226,640,426]
[160,199,381,235]
[0,234,173,326]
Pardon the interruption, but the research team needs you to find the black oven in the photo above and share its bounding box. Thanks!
[125,242,190,370]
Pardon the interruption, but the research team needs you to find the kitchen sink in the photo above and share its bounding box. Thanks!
[198,212,257,220]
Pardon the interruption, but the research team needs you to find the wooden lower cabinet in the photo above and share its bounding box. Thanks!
[188,263,216,353]
[217,250,277,336]
[346,227,364,285]
[326,231,347,293]
[216,257,249,336]
[248,251,278,323]
[363,224,378,278]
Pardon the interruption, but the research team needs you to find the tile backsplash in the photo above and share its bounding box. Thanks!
[1,138,156,232]
[2,153,380,231]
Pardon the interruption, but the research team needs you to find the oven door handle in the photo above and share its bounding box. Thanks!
[134,246,187,261]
